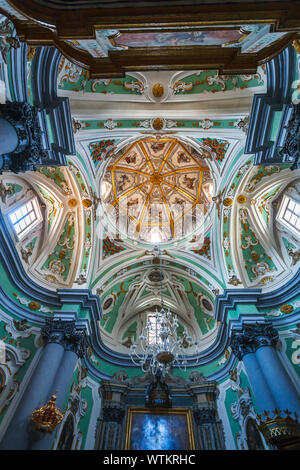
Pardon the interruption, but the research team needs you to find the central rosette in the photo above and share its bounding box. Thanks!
[150,172,163,185]
[101,137,213,244]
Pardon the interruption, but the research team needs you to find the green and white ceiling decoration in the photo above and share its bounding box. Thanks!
[57,57,266,103]
[1,55,300,362]
[0,157,95,290]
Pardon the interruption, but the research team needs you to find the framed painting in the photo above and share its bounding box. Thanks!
[125,407,195,450]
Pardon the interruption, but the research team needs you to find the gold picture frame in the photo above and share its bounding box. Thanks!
[124,407,195,450]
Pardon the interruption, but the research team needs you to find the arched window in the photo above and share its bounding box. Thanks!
[147,313,162,345]
[8,198,41,239]
[277,195,300,238]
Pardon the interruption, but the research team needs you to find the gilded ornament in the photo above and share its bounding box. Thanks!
[82,198,92,208]
[44,274,58,283]
[228,275,242,286]
[27,46,36,60]
[292,40,300,54]
[68,198,77,207]
[152,83,164,98]
[29,301,40,311]
[260,276,274,285]
[223,198,233,207]
[30,392,64,433]
[280,304,294,314]
[152,118,164,131]
[237,195,247,204]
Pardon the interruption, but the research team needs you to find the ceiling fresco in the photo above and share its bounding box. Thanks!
[54,24,293,75]
[3,0,300,77]
[101,137,213,244]
[111,29,244,48]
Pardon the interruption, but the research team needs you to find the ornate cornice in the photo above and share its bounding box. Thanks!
[230,322,279,360]
[5,1,300,77]
[245,45,297,165]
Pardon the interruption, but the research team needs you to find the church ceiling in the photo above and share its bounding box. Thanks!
[7,0,299,77]
[0,10,300,362]
[0,161,94,290]
[101,137,213,244]
[57,60,266,102]
[97,264,217,354]
[1,112,299,355]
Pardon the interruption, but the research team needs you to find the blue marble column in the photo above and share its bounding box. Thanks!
[0,318,87,450]
[230,322,300,416]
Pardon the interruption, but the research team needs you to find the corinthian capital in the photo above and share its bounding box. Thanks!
[230,322,279,360]
[41,318,88,358]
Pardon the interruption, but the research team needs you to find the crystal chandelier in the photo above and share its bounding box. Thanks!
[129,247,200,376]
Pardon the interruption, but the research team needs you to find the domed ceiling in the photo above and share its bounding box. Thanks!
[101,137,213,245]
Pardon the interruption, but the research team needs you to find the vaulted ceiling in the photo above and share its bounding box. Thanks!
[1,42,299,354]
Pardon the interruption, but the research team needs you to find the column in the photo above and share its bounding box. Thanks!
[0,117,18,154]
[230,328,277,413]
[95,381,128,450]
[191,381,226,450]
[230,322,300,416]
[0,339,64,449]
[256,345,300,416]
[0,318,87,450]
[29,319,87,451]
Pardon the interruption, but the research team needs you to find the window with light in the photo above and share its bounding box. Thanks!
[147,314,162,345]
[8,199,40,239]
[277,195,300,238]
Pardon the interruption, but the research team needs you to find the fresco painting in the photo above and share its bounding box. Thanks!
[113,30,244,48]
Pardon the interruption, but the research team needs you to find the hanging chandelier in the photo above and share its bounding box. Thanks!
[129,246,200,376]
